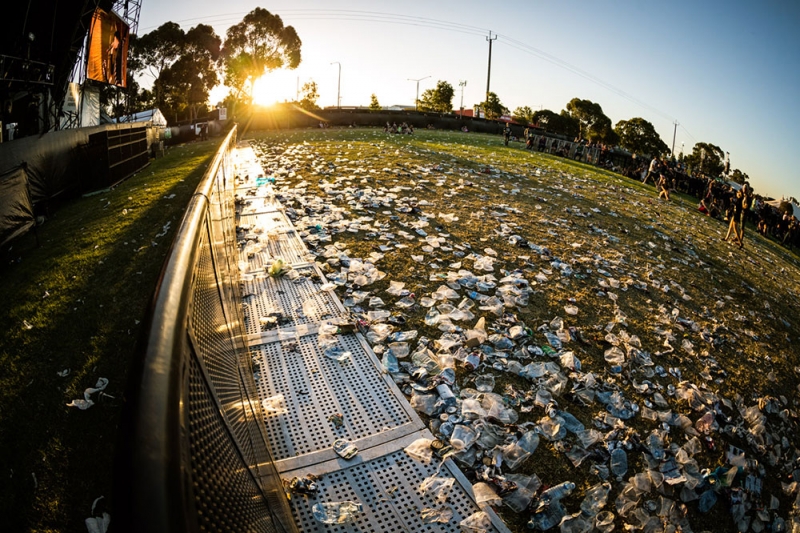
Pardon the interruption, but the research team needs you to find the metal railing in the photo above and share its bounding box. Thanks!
[115,125,296,533]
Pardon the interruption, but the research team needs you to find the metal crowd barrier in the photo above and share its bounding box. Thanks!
[115,125,297,533]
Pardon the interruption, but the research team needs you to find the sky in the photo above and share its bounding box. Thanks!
[137,0,800,201]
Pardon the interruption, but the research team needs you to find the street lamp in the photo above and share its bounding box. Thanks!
[330,62,341,109]
[458,80,467,118]
[407,75,430,111]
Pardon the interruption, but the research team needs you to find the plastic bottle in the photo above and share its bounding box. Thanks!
[610,448,628,480]
[381,351,399,373]
[540,481,575,503]
[517,431,540,454]
[556,409,585,434]
[436,384,456,406]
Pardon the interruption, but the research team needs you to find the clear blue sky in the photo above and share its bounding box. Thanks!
[137,0,800,201]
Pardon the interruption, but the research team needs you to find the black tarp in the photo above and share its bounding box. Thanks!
[0,166,34,247]
[0,125,105,204]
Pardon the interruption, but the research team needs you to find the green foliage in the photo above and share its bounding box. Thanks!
[417,80,455,113]
[728,168,749,185]
[129,22,185,107]
[162,24,221,121]
[222,8,302,102]
[298,81,320,111]
[511,106,535,125]
[130,22,220,123]
[532,109,579,137]
[369,93,381,112]
[479,91,508,119]
[564,97,615,142]
[684,142,725,176]
[614,117,668,156]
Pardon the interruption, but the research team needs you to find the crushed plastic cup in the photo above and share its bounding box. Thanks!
[450,424,477,450]
[474,374,495,392]
[594,510,615,532]
[333,439,358,460]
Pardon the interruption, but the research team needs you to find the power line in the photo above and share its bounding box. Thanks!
[495,34,675,123]
[680,124,698,144]
[139,9,678,125]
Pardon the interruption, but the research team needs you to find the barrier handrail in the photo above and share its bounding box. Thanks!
[114,126,268,532]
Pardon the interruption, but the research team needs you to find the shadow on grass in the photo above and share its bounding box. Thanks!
[0,139,220,531]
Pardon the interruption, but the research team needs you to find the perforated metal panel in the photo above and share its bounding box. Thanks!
[289,451,503,533]
[229,141,510,533]
[244,236,315,271]
[242,266,345,336]
[251,332,415,462]
[187,350,285,533]
[240,212,296,235]
[239,195,284,215]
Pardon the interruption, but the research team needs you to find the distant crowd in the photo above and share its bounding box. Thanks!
[491,125,800,251]
[384,121,414,134]
[620,156,799,249]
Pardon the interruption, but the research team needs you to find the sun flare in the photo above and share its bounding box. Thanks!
[251,75,281,106]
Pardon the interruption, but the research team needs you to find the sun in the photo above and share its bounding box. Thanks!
[252,75,282,106]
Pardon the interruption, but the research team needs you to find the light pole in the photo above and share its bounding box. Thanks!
[330,62,341,109]
[408,76,430,111]
[458,80,467,118]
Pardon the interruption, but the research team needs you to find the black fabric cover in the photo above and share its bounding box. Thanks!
[0,166,34,247]
[0,125,105,203]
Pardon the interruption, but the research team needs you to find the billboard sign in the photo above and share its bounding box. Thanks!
[87,8,129,87]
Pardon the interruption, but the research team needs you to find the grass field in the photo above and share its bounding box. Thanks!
[2,126,799,532]
[0,139,220,531]
[249,128,800,532]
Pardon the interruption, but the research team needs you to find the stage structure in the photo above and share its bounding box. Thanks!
[1,0,142,138]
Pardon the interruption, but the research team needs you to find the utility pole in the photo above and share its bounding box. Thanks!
[485,31,498,103]
[458,80,467,118]
[331,62,341,109]
[671,120,679,157]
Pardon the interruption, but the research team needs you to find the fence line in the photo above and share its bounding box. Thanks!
[115,125,296,533]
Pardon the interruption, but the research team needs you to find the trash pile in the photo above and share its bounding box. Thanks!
[249,131,800,532]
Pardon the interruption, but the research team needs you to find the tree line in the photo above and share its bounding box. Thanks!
[410,82,744,180]
[105,7,305,124]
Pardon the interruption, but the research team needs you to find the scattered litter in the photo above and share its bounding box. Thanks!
[311,501,362,524]
[332,438,358,460]
[244,134,800,533]
[67,378,109,410]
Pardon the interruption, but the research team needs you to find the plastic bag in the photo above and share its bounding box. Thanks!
[472,483,502,506]
[421,505,454,524]
[404,438,434,463]
[460,511,492,533]
[311,501,362,524]
[420,476,455,504]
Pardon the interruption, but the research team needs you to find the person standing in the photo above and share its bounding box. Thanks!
[657,173,671,201]
[737,183,753,248]
[643,156,659,185]
[724,189,743,244]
